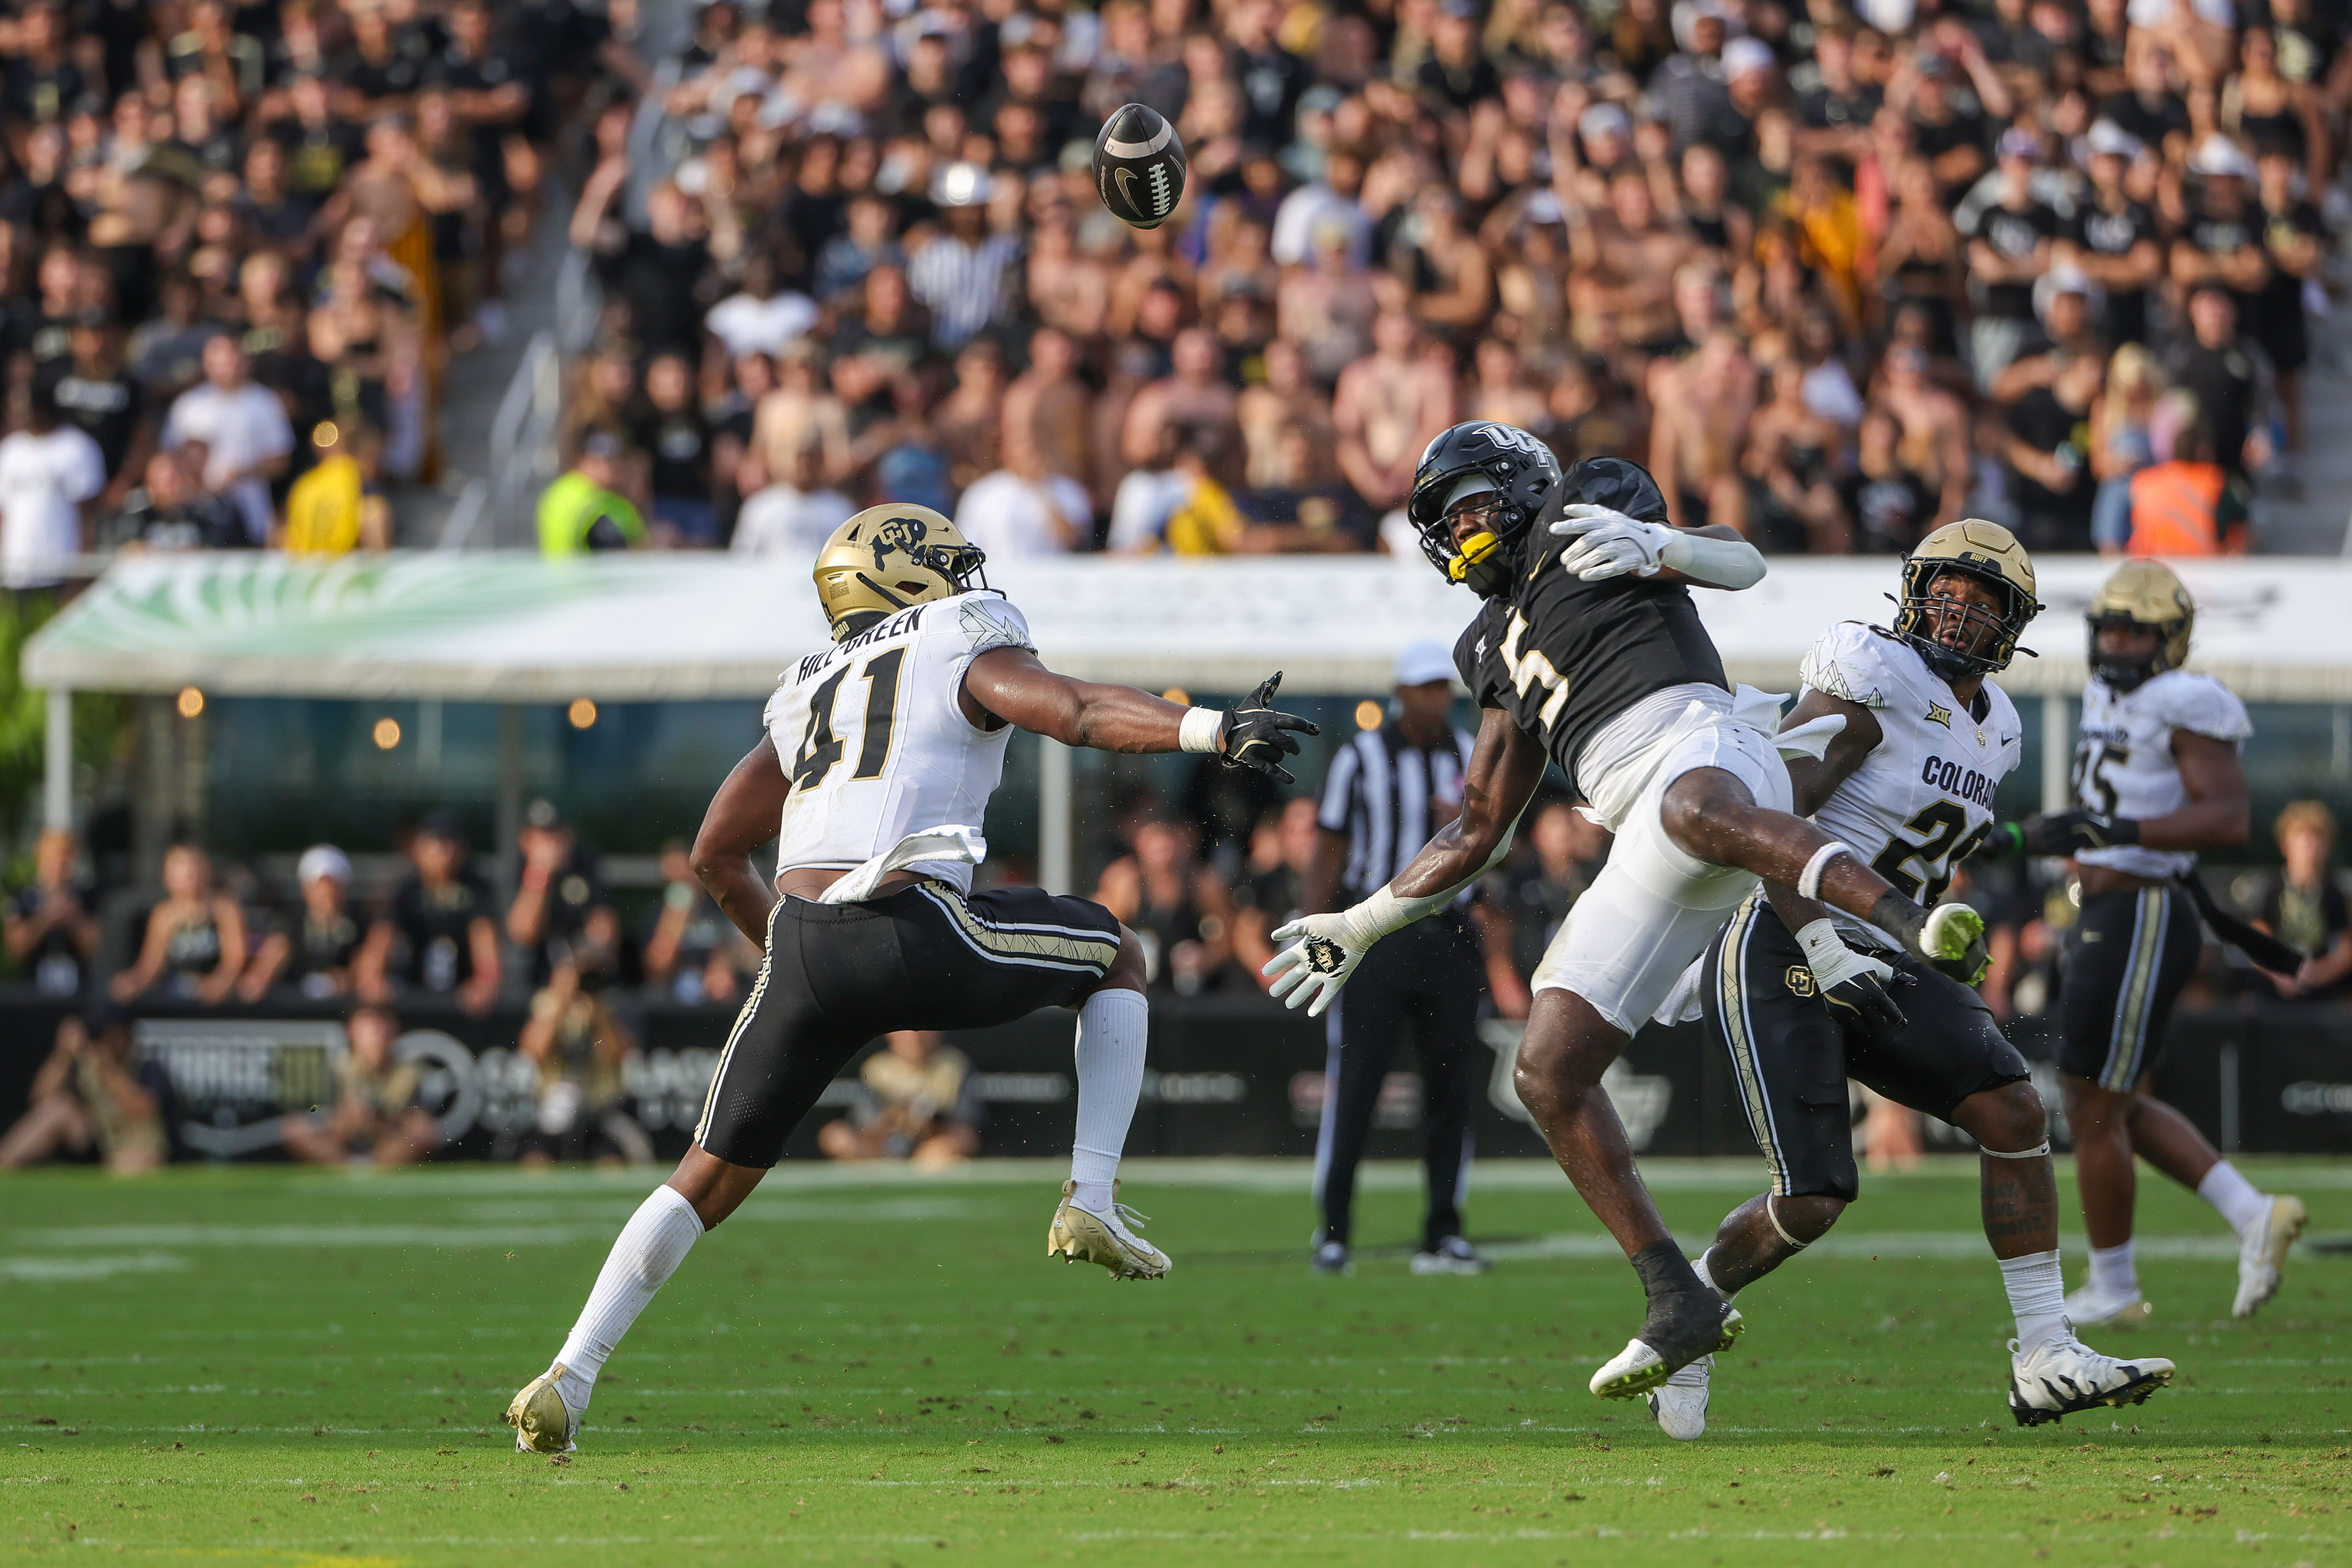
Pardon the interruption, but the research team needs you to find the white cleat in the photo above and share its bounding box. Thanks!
[1047,1180,1171,1280]
[1590,1304,1743,1400]
[1646,1354,1712,1441]
[2008,1331,2174,1426]
[503,1365,579,1454]
[1410,1236,1493,1275]
[2063,1279,2154,1327]
[2233,1194,2308,1319]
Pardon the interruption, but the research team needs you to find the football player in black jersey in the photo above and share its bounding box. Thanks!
[1264,425,1991,1405]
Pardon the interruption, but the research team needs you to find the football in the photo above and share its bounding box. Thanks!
[1093,102,1187,229]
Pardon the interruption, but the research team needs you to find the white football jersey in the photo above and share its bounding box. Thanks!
[1800,621,2024,947]
[764,590,1035,894]
[2074,668,2252,879]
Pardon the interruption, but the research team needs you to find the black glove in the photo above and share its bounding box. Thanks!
[1220,672,1321,784]
[1986,809,2141,859]
[1822,966,1911,1040]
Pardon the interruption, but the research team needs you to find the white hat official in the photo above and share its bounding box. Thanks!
[1394,639,1459,689]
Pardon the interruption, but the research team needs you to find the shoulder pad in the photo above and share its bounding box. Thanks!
[2150,670,2253,743]
[1799,621,1904,710]
[956,593,1035,656]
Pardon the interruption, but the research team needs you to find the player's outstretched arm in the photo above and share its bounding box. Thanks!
[1264,707,1546,1015]
[963,648,1318,781]
[692,735,791,945]
[1979,730,2250,860]
[1755,689,1908,1033]
[1549,506,1767,590]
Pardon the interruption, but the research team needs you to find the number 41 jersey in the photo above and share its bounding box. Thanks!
[764,590,1035,894]
[1801,621,2024,947]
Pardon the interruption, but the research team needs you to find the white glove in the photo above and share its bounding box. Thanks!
[1550,503,1670,581]
[1262,910,1384,1017]
[1791,918,1907,1037]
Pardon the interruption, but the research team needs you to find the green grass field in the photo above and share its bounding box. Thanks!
[1,1155,2346,1566]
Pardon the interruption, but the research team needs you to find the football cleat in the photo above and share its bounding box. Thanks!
[1311,1240,1352,1275]
[503,1365,579,1454]
[1591,1297,1743,1400]
[2007,1332,2173,1426]
[1411,1236,1492,1275]
[1646,1354,1712,1441]
[2063,1279,2154,1327]
[2232,1194,2307,1319]
[1047,1179,1171,1281]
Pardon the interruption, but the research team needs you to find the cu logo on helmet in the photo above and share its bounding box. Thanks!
[871,514,931,564]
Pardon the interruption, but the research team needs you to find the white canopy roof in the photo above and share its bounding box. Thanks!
[23,551,2352,703]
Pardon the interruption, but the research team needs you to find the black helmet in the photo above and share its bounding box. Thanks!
[1558,455,1669,521]
[1406,421,1563,598]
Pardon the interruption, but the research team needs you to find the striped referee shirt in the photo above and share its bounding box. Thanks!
[907,233,1021,349]
[1317,721,1478,908]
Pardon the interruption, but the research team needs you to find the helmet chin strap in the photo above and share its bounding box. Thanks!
[856,571,914,612]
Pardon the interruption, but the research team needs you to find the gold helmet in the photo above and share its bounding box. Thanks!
[1892,519,2043,678]
[2086,558,2194,691]
[811,504,987,640]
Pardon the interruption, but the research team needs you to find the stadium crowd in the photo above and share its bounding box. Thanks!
[539,0,2344,562]
[0,0,651,577]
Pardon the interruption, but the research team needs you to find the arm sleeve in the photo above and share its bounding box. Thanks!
[1317,740,1360,833]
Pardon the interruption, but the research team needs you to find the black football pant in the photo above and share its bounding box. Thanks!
[1314,917,1485,1251]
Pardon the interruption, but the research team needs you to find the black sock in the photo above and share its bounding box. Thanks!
[1630,1238,1704,1303]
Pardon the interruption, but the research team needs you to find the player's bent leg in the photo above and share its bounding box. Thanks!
[1048,926,1170,1281]
[2060,1073,2154,1326]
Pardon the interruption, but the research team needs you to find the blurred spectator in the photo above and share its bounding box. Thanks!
[956,449,1091,557]
[1333,311,1453,516]
[357,815,502,1015]
[0,1008,168,1173]
[161,335,294,545]
[1233,796,1321,981]
[1094,818,1238,994]
[1494,797,1610,984]
[281,1004,442,1167]
[506,800,612,989]
[281,420,391,553]
[2164,286,2279,481]
[537,434,647,557]
[2253,800,2352,1002]
[642,840,745,1005]
[818,1029,982,1166]
[0,376,105,587]
[2124,393,2252,552]
[111,844,248,1006]
[239,844,364,1002]
[634,352,718,547]
[516,935,651,1164]
[5,828,98,998]
[2090,345,2166,552]
[731,450,856,556]
[102,449,249,552]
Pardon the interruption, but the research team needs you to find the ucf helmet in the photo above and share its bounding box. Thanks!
[1405,421,1564,597]
[811,504,987,640]
[1893,519,2043,679]
[2087,558,2195,691]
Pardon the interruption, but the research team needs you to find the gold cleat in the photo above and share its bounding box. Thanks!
[503,1365,579,1454]
[1047,1179,1172,1280]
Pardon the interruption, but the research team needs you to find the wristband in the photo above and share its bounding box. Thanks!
[1796,841,1856,901]
[1791,917,1849,972]
[1177,707,1225,754]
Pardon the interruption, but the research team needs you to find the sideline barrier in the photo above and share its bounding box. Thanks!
[0,990,2346,1161]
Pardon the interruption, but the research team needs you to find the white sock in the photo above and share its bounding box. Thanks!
[2197,1160,2270,1238]
[1069,986,1149,1215]
[553,1185,705,1413]
[1999,1249,2069,1351]
[2089,1239,2137,1298]
[1693,1248,1737,1301]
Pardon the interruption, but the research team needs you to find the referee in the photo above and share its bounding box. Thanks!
[1306,640,1520,1275]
